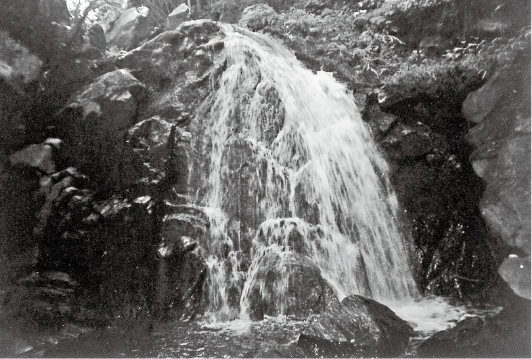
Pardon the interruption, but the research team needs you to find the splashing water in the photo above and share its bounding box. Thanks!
[191,24,419,321]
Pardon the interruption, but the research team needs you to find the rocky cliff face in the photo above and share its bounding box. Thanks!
[463,48,531,299]
[0,20,227,330]
[365,72,499,299]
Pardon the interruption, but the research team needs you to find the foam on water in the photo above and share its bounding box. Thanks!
[392,296,502,334]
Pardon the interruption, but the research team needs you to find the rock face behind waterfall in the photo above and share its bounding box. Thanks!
[297,294,413,358]
[370,71,500,299]
[242,246,339,320]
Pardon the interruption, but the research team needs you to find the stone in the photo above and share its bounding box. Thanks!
[92,3,124,34]
[117,20,224,122]
[465,49,531,255]
[165,3,191,30]
[255,218,314,256]
[106,6,156,51]
[380,123,434,160]
[463,71,508,125]
[58,69,149,191]
[9,143,56,174]
[297,294,413,358]
[127,116,191,193]
[86,24,107,54]
[3,271,77,329]
[127,116,174,169]
[498,255,531,299]
[418,301,531,358]
[241,247,339,320]
[238,4,278,32]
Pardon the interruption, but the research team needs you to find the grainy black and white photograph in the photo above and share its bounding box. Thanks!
[0,0,530,357]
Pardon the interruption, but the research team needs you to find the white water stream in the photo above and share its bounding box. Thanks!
[188,25,502,333]
[191,23,495,332]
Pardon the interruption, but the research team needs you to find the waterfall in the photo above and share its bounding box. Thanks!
[191,24,419,321]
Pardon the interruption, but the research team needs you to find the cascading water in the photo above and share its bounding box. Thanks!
[191,23,419,321]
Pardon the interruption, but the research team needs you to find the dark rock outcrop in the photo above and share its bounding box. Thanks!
[106,6,156,51]
[58,69,149,192]
[297,294,413,358]
[364,89,498,299]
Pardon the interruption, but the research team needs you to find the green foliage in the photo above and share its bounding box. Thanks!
[245,0,530,98]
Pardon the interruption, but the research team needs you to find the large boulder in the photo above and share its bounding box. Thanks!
[9,143,56,174]
[464,46,530,298]
[117,20,225,124]
[57,69,149,192]
[297,294,413,358]
[238,4,279,32]
[106,6,156,51]
[241,246,339,321]
[418,292,531,358]
[379,122,436,160]
[165,3,191,30]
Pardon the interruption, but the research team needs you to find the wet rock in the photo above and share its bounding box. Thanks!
[92,3,124,34]
[380,123,433,159]
[58,69,149,191]
[117,20,224,122]
[242,247,338,320]
[165,3,191,30]
[9,143,56,174]
[127,116,190,183]
[164,243,207,320]
[369,16,387,31]
[106,6,156,51]
[238,4,278,32]
[362,92,398,139]
[465,49,531,256]
[86,24,107,54]
[418,296,531,358]
[163,212,208,244]
[255,218,322,256]
[376,67,500,299]
[353,17,369,30]
[297,295,413,358]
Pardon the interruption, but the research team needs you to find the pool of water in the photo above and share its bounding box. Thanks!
[4,297,501,358]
